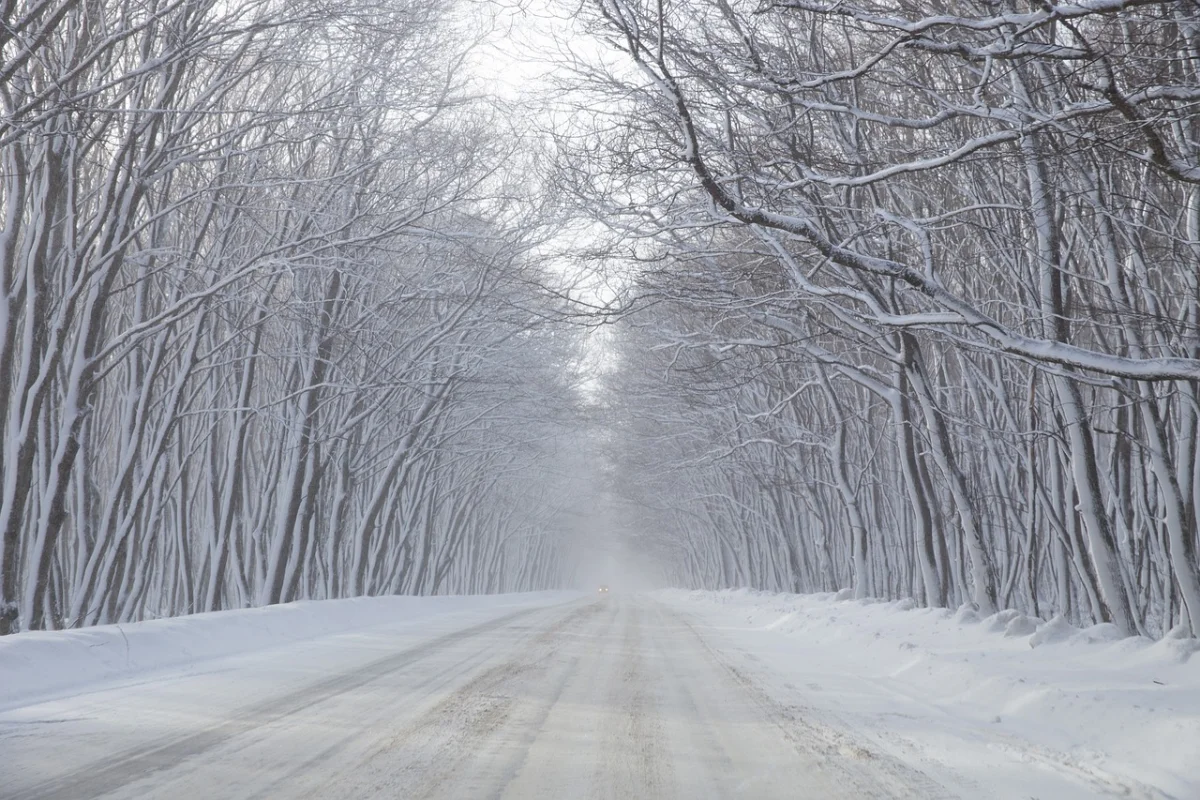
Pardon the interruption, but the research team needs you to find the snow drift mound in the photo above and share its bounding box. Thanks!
[656,588,1199,799]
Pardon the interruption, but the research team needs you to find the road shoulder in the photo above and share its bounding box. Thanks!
[656,589,1195,800]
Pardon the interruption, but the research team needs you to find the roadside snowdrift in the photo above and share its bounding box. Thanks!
[0,592,571,710]
[657,589,1200,799]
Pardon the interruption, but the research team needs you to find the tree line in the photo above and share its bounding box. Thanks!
[568,0,1200,637]
[0,0,580,633]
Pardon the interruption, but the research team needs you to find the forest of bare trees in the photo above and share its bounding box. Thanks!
[0,0,584,634]
[3,0,1199,642]
[569,0,1200,638]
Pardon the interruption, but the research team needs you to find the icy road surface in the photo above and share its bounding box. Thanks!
[0,593,1158,799]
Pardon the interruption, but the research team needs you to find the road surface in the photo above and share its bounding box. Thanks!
[1,595,949,799]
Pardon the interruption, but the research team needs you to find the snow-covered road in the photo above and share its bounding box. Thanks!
[1,593,943,799]
[3,592,1185,799]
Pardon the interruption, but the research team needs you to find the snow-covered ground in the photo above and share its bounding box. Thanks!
[2,591,1196,799]
[656,588,1200,800]
[0,592,572,710]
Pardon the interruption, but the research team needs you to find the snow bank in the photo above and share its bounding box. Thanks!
[0,592,568,711]
[656,588,1200,799]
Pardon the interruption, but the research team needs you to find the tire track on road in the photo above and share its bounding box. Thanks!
[329,601,607,800]
[6,603,571,800]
